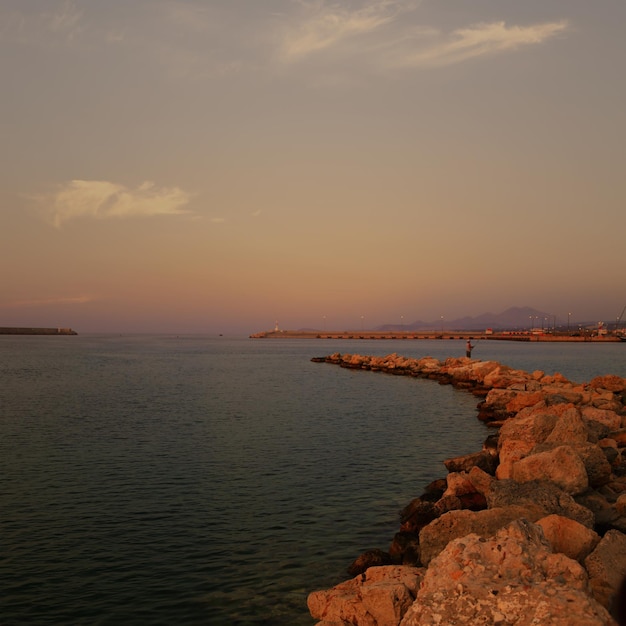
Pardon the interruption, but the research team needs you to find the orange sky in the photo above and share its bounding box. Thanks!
[1,1,625,334]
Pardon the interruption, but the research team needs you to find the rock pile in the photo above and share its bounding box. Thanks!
[308,354,626,626]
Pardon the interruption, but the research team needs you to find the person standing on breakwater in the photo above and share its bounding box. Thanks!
[466,339,475,358]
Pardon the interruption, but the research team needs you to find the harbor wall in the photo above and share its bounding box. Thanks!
[0,327,77,335]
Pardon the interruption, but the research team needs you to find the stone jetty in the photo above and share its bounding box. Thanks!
[308,353,626,626]
[0,327,77,335]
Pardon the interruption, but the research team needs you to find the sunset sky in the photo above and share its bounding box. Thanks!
[2,0,625,334]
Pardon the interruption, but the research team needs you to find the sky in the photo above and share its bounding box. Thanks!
[1,0,625,334]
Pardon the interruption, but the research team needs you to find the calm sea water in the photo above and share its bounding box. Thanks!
[1,335,624,625]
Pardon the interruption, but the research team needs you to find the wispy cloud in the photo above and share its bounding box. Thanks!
[0,0,84,45]
[278,0,411,62]
[37,180,193,227]
[388,20,569,68]
[274,1,568,70]
[46,0,83,40]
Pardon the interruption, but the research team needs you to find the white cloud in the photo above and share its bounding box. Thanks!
[273,1,568,70]
[41,180,193,227]
[278,0,412,62]
[388,20,569,68]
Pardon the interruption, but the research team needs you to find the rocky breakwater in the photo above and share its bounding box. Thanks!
[308,353,626,625]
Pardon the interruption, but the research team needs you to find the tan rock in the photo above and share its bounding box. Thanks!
[511,445,589,495]
[498,407,559,447]
[591,390,623,412]
[589,375,626,393]
[575,443,613,488]
[583,406,623,431]
[467,465,496,494]
[505,390,546,413]
[544,406,589,444]
[485,479,595,528]
[442,450,497,475]
[468,360,502,383]
[443,472,476,497]
[401,519,615,626]
[584,529,626,611]
[541,386,585,405]
[483,388,519,411]
[496,438,535,479]
[536,514,600,562]
[541,372,571,384]
[418,504,544,566]
[308,565,423,626]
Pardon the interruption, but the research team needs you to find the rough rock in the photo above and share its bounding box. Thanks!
[418,505,543,566]
[308,565,423,626]
[584,529,626,612]
[536,514,600,562]
[308,355,626,625]
[590,376,626,393]
[348,549,393,576]
[510,445,589,494]
[482,478,595,527]
[442,449,498,475]
[583,406,623,432]
[401,519,615,626]
[544,406,589,444]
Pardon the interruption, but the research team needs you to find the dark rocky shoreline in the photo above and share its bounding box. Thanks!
[308,353,626,625]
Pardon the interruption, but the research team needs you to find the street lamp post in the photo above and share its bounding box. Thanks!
[568,312,571,333]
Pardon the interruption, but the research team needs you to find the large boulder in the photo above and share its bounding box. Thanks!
[510,445,589,495]
[442,450,498,475]
[583,406,622,432]
[589,375,626,393]
[308,565,423,626]
[536,514,600,562]
[496,407,560,478]
[418,505,544,566]
[584,529,626,612]
[481,478,595,528]
[401,519,615,626]
[544,406,589,444]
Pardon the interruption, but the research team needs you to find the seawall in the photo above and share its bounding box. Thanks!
[0,327,78,335]
[307,353,626,625]
[250,330,621,342]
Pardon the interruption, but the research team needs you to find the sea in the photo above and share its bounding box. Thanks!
[1,335,624,625]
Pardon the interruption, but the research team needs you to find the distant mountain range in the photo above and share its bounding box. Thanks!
[376,307,564,332]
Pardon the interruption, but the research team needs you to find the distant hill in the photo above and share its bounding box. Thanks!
[377,306,556,332]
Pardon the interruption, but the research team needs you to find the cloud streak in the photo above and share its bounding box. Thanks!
[275,1,568,70]
[0,0,84,45]
[41,180,193,227]
[388,20,569,68]
[278,0,409,62]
